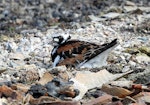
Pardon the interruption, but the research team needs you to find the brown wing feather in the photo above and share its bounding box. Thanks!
[56,40,100,67]
[55,39,118,67]
[57,41,83,53]
[57,54,84,67]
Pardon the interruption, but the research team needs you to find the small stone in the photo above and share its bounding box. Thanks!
[122,66,130,73]
[136,53,150,64]
[16,64,37,71]
[19,68,39,83]
[140,94,150,104]
[38,72,53,85]
[43,57,51,64]
[123,53,132,60]
[124,48,139,55]
[28,84,47,98]
[38,68,47,78]
[9,53,25,60]
[45,0,55,3]
[138,7,150,12]
[5,41,18,52]
[0,67,7,74]
[125,1,136,6]
[101,84,132,98]
[88,15,106,22]
[106,64,123,73]
[16,19,24,25]
[119,55,126,61]
[102,12,121,19]
[124,6,138,12]
[0,85,23,100]
[50,66,67,74]
[137,37,149,43]
[0,98,8,105]
[3,10,9,17]
[139,46,150,56]
[0,79,12,86]
[9,60,26,68]
[128,61,136,67]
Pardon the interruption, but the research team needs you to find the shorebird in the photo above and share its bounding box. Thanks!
[51,33,119,68]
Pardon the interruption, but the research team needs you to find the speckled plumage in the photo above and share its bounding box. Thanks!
[51,34,119,68]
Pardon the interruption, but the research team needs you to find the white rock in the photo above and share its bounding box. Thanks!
[140,95,150,103]
[110,81,133,88]
[9,52,25,60]
[136,54,150,64]
[38,68,47,78]
[102,12,121,19]
[125,1,136,6]
[0,98,7,105]
[88,15,106,22]
[123,53,132,60]
[124,6,138,12]
[138,7,150,12]
[15,64,37,71]
[50,65,67,72]
[129,61,136,67]
[9,60,26,68]
[5,41,18,52]
[122,66,130,72]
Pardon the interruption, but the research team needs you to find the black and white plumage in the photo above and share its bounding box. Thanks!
[51,33,119,68]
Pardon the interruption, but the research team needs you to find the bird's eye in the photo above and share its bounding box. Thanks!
[58,36,63,39]
[68,35,71,40]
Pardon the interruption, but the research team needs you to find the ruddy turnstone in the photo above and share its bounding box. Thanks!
[51,33,119,68]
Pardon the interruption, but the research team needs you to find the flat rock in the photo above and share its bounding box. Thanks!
[139,46,150,56]
[88,15,106,22]
[136,54,150,63]
[140,93,150,104]
[138,7,150,12]
[102,12,121,19]
[124,6,138,12]
[125,1,136,6]
[0,67,7,74]
[0,98,7,105]
[15,64,37,71]
[9,53,25,60]
[71,69,133,100]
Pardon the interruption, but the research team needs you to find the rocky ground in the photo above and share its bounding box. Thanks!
[0,0,150,105]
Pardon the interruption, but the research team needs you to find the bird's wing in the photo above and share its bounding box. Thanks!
[52,39,118,67]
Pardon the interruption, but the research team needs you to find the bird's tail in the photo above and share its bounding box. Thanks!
[101,38,119,51]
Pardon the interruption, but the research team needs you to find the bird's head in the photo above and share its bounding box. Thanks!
[52,32,71,46]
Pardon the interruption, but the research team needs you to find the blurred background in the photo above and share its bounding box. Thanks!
[0,0,149,36]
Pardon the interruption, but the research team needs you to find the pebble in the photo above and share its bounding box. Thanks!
[0,98,7,105]
[88,15,106,22]
[125,1,136,6]
[135,54,150,64]
[9,53,25,60]
[123,6,138,12]
[122,65,130,72]
[102,12,121,19]
[140,95,150,103]
[128,61,136,67]
[5,41,18,52]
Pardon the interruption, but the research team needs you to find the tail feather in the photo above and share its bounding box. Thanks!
[80,38,119,68]
[84,38,119,64]
[101,38,118,51]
